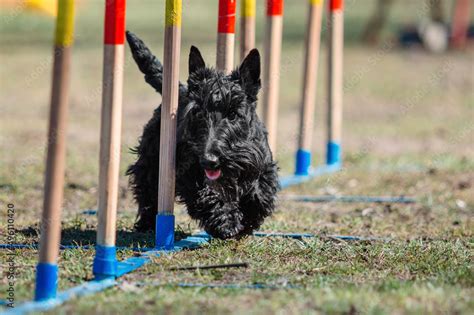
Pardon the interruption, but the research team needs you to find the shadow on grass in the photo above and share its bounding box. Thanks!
[17,227,190,248]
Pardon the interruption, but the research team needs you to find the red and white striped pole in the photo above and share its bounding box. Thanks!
[326,0,343,165]
[93,0,126,280]
[217,0,236,73]
[262,0,284,155]
[295,0,325,175]
[450,0,471,49]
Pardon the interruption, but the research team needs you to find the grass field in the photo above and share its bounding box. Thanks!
[1,0,473,314]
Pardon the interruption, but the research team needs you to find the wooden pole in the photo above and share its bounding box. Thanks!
[262,0,283,155]
[216,0,236,73]
[450,0,471,49]
[93,0,126,280]
[326,0,343,165]
[156,0,182,249]
[295,0,324,175]
[240,0,256,61]
[35,0,74,301]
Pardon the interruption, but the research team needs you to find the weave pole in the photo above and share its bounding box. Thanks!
[450,0,471,49]
[295,0,325,175]
[240,0,256,61]
[326,0,343,165]
[93,0,126,280]
[216,0,236,73]
[262,0,284,154]
[156,0,182,249]
[34,0,75,301]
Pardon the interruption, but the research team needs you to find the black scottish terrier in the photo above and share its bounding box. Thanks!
[125,31,279,239]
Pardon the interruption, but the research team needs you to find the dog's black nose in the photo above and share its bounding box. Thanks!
[200,154,219,169]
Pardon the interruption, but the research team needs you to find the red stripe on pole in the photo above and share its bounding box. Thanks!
[218,0,236,34]
[104,0,126,44]
[267,0,283,16]
[329,0,343,11]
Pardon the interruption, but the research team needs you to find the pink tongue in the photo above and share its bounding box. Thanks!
[205,169,221,180]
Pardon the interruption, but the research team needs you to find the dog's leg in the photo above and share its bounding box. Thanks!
[187,187,244,239]
[239,162,280,235]
[127,107,162,232]
[205,202,244,239]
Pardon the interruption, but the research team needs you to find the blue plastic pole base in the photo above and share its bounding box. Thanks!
[35,262,58,301]
[156,214,175,250]
[294,149,312,176]
[93,245,118,280]
[326,141,341,165]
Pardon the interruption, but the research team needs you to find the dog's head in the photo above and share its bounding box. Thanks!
[180,46,262,183]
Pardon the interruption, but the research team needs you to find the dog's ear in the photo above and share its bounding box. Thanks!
[239,49,261,96]
[189,46,205,75]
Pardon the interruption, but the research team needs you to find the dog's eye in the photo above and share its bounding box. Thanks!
[227,111,236,120]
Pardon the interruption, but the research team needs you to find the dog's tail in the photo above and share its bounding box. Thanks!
[126,30,186,95]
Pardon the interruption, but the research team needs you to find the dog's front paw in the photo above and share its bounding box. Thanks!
[211,227,241,240]
[204,205,244,239]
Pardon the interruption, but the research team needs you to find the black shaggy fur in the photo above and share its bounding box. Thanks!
[125,31,279,239]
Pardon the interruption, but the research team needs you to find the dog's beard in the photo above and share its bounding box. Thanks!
[175,149,248,239]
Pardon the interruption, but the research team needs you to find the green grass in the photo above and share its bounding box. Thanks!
[1,0,473,314]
